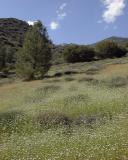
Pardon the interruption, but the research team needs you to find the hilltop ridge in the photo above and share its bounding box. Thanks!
[0,18,29,51]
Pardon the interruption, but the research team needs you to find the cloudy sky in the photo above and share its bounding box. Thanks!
[0,0,127,44]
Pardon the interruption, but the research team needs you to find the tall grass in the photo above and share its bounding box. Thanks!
[0,59,128,159]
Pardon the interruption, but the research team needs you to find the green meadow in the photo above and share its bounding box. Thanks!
[0,57,128,160]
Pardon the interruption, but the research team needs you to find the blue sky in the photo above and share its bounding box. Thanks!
[0,0,127,44]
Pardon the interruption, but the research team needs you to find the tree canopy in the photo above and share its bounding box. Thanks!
[16,21,52,80]
[63,44,95,63]
[95,41,127,59]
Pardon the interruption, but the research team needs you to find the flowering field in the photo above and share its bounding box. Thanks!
[0,59,128,160]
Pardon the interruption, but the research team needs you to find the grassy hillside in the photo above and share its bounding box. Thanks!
[0,57,128,159]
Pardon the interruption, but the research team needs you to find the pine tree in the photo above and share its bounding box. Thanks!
[16,21,52,80]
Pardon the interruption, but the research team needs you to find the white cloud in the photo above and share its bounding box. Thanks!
[59,3,67,10]
[50,21,59,30]
[27,21,37,26]
[102,0,126,23]
[49,2,67,30]
[57,12,67,20]
[56,3,67,20]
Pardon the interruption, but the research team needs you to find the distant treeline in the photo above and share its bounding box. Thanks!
[62,41,128,63]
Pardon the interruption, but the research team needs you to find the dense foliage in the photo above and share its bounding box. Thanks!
[0,45,15,71]
[95,41,127,59]
[16,21,52,80]
[0,46,6,70]
[63,44,95,63]
[125,43,128,51]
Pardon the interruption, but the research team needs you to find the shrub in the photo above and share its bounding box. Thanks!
[0,46,6,70]
[65,77,75,82]
[63,44,95,63]
[95,41,127,59]
[64,94,90,105]
[49,79,61,83]
[16,21,52,80]
[0,110,22,123]
[78,76,94,82]
[107,76,128,88]
[36,85,61,95]
[0,110,24,134]
[34,111,71,128]
[125,43,128,51]
[0,45,16,71]
[54,72,63,77]
[74,112,112,126]
[85,66,100,75]
[64,71,78,75]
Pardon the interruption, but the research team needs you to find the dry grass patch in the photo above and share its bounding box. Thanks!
[100,63,128,77]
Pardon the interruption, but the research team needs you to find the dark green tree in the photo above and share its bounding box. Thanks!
[0,46,6,70]
[95,41,127,59]
[0,45,16,72]
[63,44,95,63]
[125,43,128,51]
[16,21,52,80]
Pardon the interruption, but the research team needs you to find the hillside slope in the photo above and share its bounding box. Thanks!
[0,56,128,159]
[0,18,29,51]
[105,36,128,45]
[92,36,128,46]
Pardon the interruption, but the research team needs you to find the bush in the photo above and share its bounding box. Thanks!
[78,76,94,82]
[63,44,95,63]
[34,111,71,128]
[107,76,128,88]
[0,45,16,71]
[0,110,24,134]
[125,43,128,51]
[64,77,75,82]
[0,46,6,70]
[85,66,100,75]
[64,71,78,75]
[95,41,127,59]
[36,85,61,95]
[64,94,89,105]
